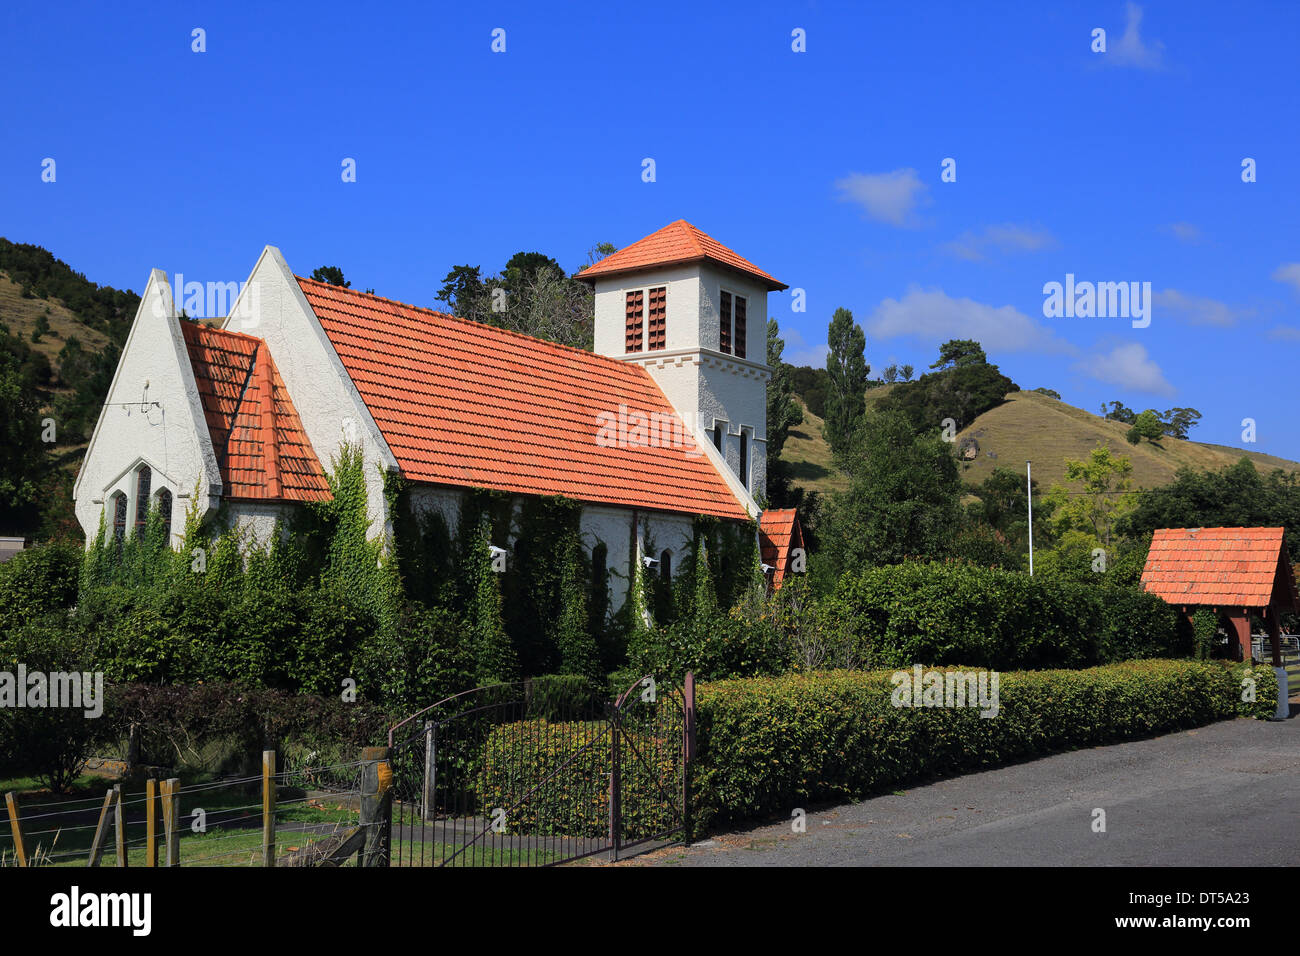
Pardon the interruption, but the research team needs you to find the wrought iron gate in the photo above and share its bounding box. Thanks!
[385,673,694,866]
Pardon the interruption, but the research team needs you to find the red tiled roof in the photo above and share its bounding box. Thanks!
[1140,527,1298,609]
[573,220,787,291]
[296,277,749,520]
[759,508,803,589]
[181,321,331,503]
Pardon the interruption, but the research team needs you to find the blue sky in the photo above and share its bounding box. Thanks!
[3,1,1298,462]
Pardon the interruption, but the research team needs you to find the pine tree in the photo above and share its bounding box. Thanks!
[823,307,868,459]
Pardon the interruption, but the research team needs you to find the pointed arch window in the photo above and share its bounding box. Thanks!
[134,466,152,537]
[111,492,128,545]
[156,488,173,541]
[659,549,672,582]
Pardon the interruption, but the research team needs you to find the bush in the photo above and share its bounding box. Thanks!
[0,541,80,633]
[691,659,1273,831]
[828,562,1185,671]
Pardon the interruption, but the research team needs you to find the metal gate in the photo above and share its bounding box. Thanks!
[385,673,694,866]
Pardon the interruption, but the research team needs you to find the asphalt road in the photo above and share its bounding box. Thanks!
[639,712,1300,866]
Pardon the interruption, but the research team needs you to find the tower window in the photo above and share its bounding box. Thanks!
[734,295,747,359]
[134,466,152,536]
[647,286,667,351]
[713,424,723,452]
[719,291,732,354]
[625,290,644,353]
[739,432,749,486]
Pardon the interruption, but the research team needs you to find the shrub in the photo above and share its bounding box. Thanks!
[691,659,1273,831]
[829,562,1185,671]
[0,541,80,633]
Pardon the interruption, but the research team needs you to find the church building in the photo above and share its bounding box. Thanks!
[72,221,801,611]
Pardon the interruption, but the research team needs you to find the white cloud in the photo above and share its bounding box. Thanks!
[1074,342,1175,396]
[834,168,928,227]
[1268,326,1300,342]
[1271,262,1300,296]
[1153,289,1254,327]
[941,223,1058,262]
[1107,2,1165,70]
[1161,222,1203,244]
[866,287,1076,356]
[779,325,829,367]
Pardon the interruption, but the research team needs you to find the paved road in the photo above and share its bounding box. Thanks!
[638,713,1300,866]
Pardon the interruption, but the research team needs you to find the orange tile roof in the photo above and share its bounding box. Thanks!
[296,277,749,520]
[181,321,331,503]
[1140,527,1298,610]
[573,220,787,291]
[759,508,804,589]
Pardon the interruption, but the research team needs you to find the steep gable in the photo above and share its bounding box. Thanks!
[181,322,330,502]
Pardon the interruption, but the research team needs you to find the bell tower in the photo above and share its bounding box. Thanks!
[575,221,786,505]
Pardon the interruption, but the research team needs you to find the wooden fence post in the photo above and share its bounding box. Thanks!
[263,750,276,868]
[113,784,127,867]
[87,788,114,867]
[4,792,27,867]
[160,778,180,867]
[146,778,158,867]
[360,746,392,867]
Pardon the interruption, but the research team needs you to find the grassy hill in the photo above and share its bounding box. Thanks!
[779,387,1300,496]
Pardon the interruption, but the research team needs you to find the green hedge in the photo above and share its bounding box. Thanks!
[691,659,1272,831]
[827,562,1185,670]
[477,706,682,841]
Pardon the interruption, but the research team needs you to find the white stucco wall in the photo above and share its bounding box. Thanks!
[73,270,222,546]
[591,263,770,505]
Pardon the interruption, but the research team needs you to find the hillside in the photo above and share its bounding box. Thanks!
[779,388,1300,496]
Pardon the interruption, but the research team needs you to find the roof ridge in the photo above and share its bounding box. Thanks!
[295,274,643,372]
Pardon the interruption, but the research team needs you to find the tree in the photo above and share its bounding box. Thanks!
[929,339,986,371]
[883,364,899,384]
[1101,401,1136,424]
[1161,407,1202,439]
[1044,443,1136,554]
[766,320,804,461]
[900,364,914,382]
[821,409,962,572]
[310,266,350,288]
[1032,387,1061,399]
[1120,458,1300,564]
[1126,409,1164,445]
[435,265,486,314]
[823,308,868,459]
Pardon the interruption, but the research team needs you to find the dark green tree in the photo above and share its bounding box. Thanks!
[823,307,868,459]
[929,339,986,371]
[822,409,962,572]
[1126,409,1164,445]
[310,266,350,288]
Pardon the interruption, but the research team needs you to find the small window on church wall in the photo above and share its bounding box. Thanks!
[660,550,671,581]
[112,493,127,545]
[157,488,173,541]
[719,291,732,354]
[647,287,666,351]
[134,466,152,536]
[713,424,723,452]
[734,295,747,359]
[625,290,644,353]
[739,432,749,486]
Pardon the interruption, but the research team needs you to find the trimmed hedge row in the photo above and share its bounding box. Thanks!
[691,659,1273,831]
[827,562,1186,670]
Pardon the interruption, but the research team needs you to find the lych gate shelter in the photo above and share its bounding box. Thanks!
[1141,527,1298,717]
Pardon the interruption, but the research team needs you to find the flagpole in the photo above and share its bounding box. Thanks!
[1027,460,1034,576]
